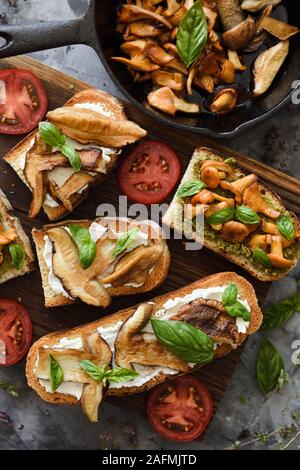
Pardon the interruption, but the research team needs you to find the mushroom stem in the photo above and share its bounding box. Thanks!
[215,0,245,31]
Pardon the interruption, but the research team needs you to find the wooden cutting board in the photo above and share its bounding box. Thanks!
[0,56,299,416]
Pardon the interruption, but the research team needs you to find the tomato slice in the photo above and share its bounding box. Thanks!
[0,69,48,135]
[146,376,213,442]
[119,140,181,204]
[0,299,32,366]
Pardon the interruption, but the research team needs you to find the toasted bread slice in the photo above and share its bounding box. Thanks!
[0,189,34,284]
[163,147,300,282]
[32,217,170,308]
[4,89,141,221]
[26,272,262,408]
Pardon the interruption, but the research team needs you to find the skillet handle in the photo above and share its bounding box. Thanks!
[0,0,97,59]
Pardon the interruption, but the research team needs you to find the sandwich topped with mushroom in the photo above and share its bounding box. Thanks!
[26,272,262,422]
[163,147,300,281]
[32,217,170,307]
[4,89,147,221]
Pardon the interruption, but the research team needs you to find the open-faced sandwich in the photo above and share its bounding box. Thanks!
[4,89,146,221]
[0,189,34,284]
[163,147,300,281]
[32,217,170,308]
[26,272,262,421]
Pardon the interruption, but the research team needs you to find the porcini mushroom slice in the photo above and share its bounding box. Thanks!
[52,172,96,211]
[114,303,189,372]
[118,5,173,29]
[242,183,280,219]
[0,229,16,245]
[268,236,292,269]
[129,22,162,38]
[216,0,245,31]
[164,0,181,17]
[253,40,289,97]
[152,70,184,91]
[222,16,256,51]
[219,174,257,204]
[48,228,112,307]
[145,42,175,65]
[148,87,200,116]
[221,221,250,243]
[241,0,281,12]
[260,16,299,41]
[47,107,147,148]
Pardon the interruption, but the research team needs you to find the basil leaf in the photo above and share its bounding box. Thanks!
[177,179,206,198]
[235,205,260,225]
[50,355,64,392]
[224,301,250,322]
[276,215,294,241]
[151,319,214,364]
[104,368,139,385]
[252,248,271,268]
[69,224,96,269]
[222,283,238,305]
[113,228,140,258]
[206,207,234,225]
[262,293,300,330]
[256,338,284,395]
[80,360,105,382]
[176,0,208,68]
[60,144,81,172]
[9,243,25,271]
[39,122,65,147]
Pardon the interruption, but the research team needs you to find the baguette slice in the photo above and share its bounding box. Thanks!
[26,272,262,409]
[0,189,34,284]
[32,217,170,308]
[163,147,300,281]
[4,89,145,221]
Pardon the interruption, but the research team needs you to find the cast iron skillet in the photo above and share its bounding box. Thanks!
[0,0,299,139]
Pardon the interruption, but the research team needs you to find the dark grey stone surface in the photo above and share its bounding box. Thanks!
[0,0,299,451]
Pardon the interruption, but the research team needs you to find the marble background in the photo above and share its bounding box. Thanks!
[0,0,299,451]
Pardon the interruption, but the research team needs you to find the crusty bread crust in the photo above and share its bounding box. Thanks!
[163,147,300,282]
[26,272,262,406]
[32,217,170,307]
[0,189,35,284]
[3,89,125,221]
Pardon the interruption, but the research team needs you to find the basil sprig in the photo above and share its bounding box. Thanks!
[50,355,64,392]
[206,207,235,225]
[262,293,300,330]
[256,338,285,395]
[176,0,208,69]
[80,360,139,386]
[252,247,271,268]
[113,228,140,258]
[177,179,206,198]
[151,319,214,364]
[222,283,250,322]
[235,205,260,225]
[9,243,25,271]
[69,224,96,269]
[39,122,81,172]
[276,215,294,241]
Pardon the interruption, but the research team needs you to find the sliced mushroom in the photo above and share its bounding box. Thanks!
[50,172,96,212]
[242,182,280,219]
[222,16,256,51]
[220,59,235,84]
[152,70,184,91]
[168,4,189,27]
[115,303,188,371]
[111,52,160,72]
[165,57,188,75]
[194,75,215,94]
[147,87,200,116]
[228,50,247,71]
[261,220,293,248]
[118,5,172,29]
[48,228,112,307]
[241,0,281,12]
[145,42,175,65]
[220,221,250,243]
[260,16,299,41]
[129,21,162,38]
[79,149,103,170]
[244,5,272,52]
[248,233,272,250]
[253,40,289,97]
[267,235,292,269]
[209,88,238,114]
[0,229,16,245]
[203,6,218,31]
[164,0,181,17]
[47,107,147,148]
[220,174,257,203]
[216,0,245,31]
[191,189,216,205]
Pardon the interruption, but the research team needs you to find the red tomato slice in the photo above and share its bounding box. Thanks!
[119,140,181,204]
[0,299,32,366]
[147,376,213,442]
[0,69,48,135]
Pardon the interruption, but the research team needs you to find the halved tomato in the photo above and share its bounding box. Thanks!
[146,376,213,442]
[0,299,32,366]
[0,69,48,135]
[119,140,181,204]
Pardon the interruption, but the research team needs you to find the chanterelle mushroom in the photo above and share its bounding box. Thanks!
[221,221,250,243]
[248,233,272,251]
[147,87,200,116]
[114,303,189,372]
[209,88,238,114]
[47,227,112,307]
[242,182,280,219]
[118,4,173,29]
[268,235,292,269]
[220,174,257,203]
